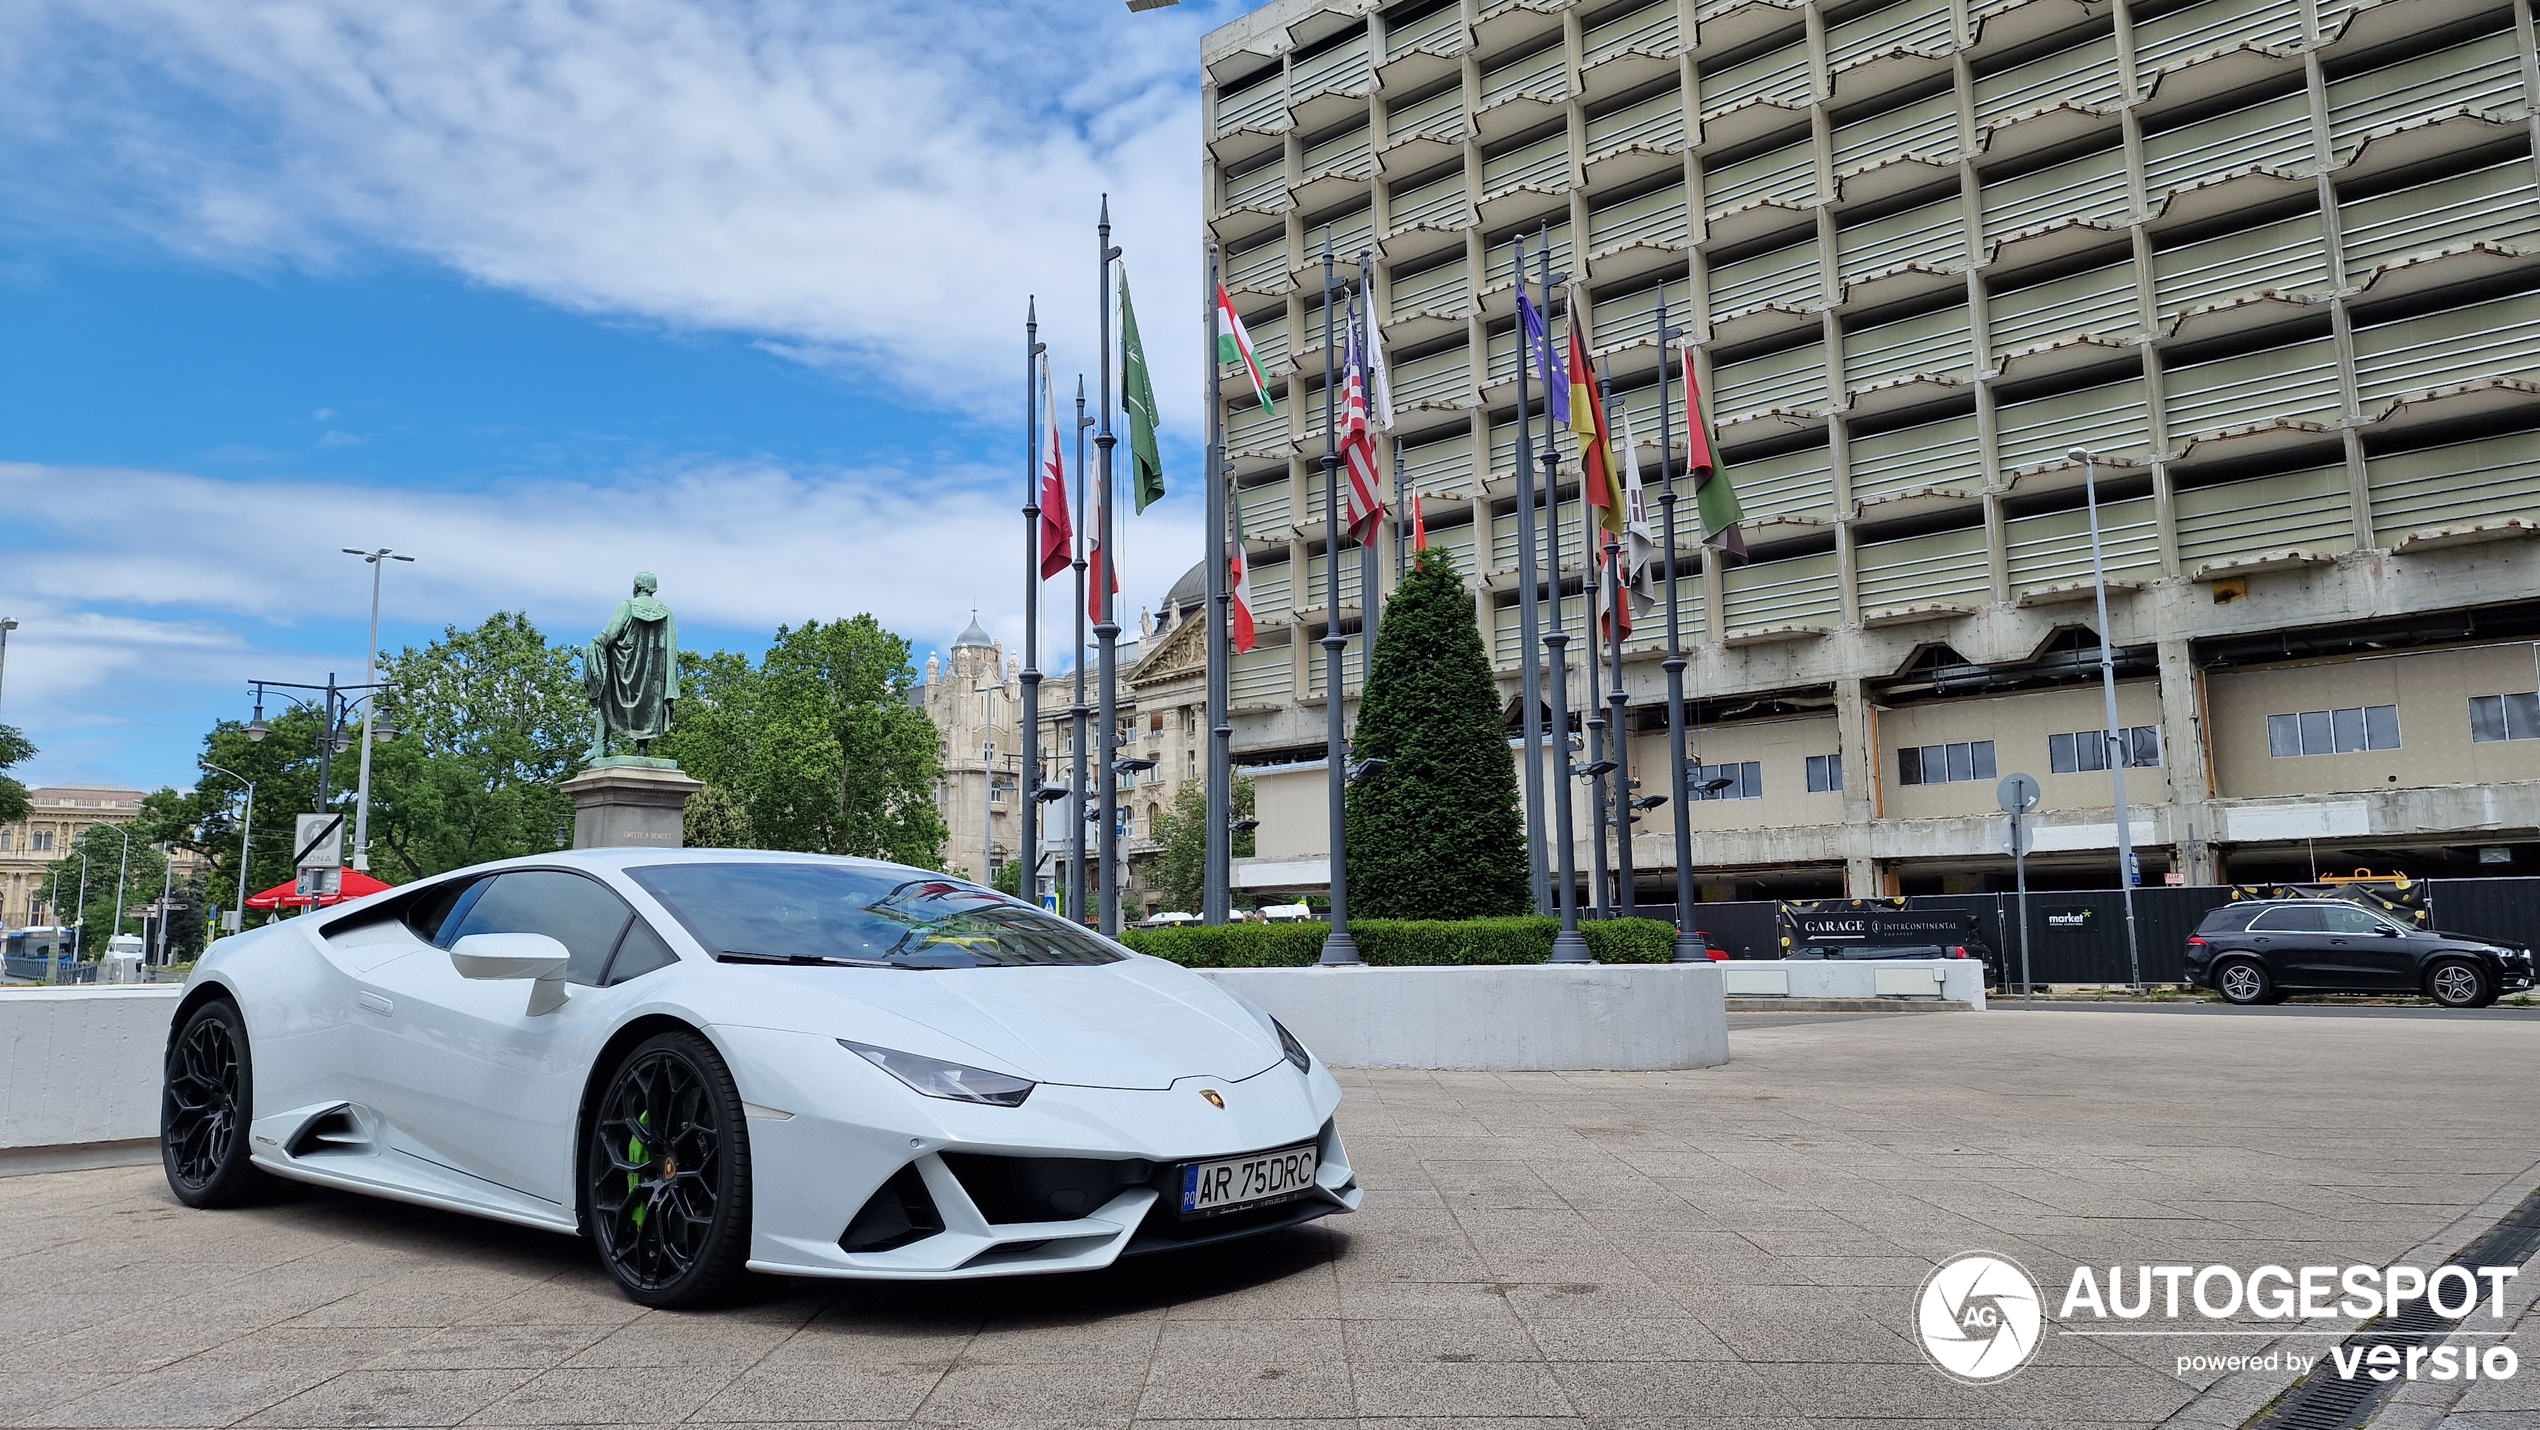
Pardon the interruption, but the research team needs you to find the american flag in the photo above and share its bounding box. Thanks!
[1341,296,1384,548]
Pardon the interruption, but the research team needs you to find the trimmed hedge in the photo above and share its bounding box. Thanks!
[1121,916,1679,968]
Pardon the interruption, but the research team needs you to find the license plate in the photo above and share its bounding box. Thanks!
[1178,1142,1319,1218]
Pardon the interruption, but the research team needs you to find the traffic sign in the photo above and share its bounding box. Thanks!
[294,813,345,870]
[1996,772,2041,815]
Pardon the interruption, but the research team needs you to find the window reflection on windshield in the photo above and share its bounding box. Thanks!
[626,862,1125,968]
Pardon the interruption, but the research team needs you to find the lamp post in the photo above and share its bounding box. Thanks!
[1316,231,1361,965]
[340,548,414,873]
[1510,234,1551,914]
[202,762,254,932]
[0,616,19,722]
[1095,198,1124,937]
[1536,237,1590,963]
[1654,289,1705,959]
[246,674,394,825]
[2070,447,2145,990]
[109,824,131,954]
[972,682,1004,889]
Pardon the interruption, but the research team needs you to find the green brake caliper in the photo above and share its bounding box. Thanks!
[627,1111,651,1228]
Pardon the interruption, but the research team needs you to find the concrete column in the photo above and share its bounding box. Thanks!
[1836,676,1881,895]
[2154,637,2221,883]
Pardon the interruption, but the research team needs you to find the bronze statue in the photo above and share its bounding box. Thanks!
[586,572,679,757]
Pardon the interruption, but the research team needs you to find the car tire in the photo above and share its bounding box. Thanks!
[584,1029,754,1308]
[2215,958,2274,1006]
[2427,959,2491,1010]
[162,997,275,1208]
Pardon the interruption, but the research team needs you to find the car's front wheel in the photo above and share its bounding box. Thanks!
[162,998,274,1208]
[585,1030,753,1308]
[2215,958,2275,1006]
[2427,959,2492,1010]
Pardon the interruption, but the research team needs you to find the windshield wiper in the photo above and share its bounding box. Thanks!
[713,950,907,969]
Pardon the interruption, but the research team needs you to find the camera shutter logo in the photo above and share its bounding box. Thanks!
[1915,1252,2043,1383]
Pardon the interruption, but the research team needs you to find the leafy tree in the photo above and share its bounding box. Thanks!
[1146,775,1255,915]
[0,725,32,827]
[1344,546,1531,919]
[40,823,169,953]
[682,782,751,848]
[661,616,946,866]
[991,859,1025,898]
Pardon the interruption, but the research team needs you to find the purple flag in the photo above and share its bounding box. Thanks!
[1519,290,1568,425]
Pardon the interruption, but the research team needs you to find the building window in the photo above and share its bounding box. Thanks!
[988,779,1008,806]
[1185,750,1198,779]
[1690,761,1762,800]
[1184,708,1199,738]
[32,831,53,852]
[2470,692,2540,743]
[2049,726,2161,773]
[1898,740,1995,786]
[2267,705,2399,757]
[1805,754,1842,793]
[0,831,10,851]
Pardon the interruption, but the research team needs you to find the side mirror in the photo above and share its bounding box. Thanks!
[2379,924,2403,937]
[451,932,571,1015]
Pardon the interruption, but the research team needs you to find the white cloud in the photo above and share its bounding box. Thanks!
[0,0,1233,425]
[0,457,1201,778]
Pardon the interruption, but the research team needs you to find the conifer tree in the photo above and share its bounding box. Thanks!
[1345,546,1531,919]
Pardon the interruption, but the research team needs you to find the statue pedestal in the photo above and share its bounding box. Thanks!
[561,759,703,851]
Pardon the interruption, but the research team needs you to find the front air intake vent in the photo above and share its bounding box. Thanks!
[284,1105,372,1159]
[840,1164,944,1253]
[939,1153,1156,1225]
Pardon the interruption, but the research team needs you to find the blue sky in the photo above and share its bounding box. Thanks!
[0,0,1249,792]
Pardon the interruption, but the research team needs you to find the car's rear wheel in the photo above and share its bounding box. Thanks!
[2427,959,2491,1010]
[2215,958,2275,1006]
[162,998,273,1208]
[585,1030,753,1308]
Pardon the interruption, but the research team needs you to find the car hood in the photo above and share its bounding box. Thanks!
[2434,930,2528,955]
[711,955,1284,1091]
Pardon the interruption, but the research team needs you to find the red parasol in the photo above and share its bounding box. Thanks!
[244,870,396,910]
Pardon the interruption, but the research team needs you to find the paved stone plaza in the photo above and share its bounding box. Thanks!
[1,1008,2534,1429]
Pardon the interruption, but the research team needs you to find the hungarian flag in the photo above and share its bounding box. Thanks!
[1411,493,1428,552]
[1685,347,1745,559]
[1568,307,1625,541]
[1228,486,1258,654]
[1038,355,1072,580]
[1341,297,1384,547]
[1217,285,1273,414]
[1121,267,1165,512]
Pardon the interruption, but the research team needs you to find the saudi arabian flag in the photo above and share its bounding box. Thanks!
[1217,285,1273,414]
[1120,268,1165,513]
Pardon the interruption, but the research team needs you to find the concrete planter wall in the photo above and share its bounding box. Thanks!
[1190,962,1730,1071]
[1717,959,1988,1008]
[0,987,179,1151]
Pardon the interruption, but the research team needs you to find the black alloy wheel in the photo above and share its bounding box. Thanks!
[162,999,271,1207]
[2427,959,2491,1010]
[585,1030,753,1307]
[2215,958,2274,1006]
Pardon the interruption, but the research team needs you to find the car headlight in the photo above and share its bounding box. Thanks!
[1273,1018,1312,1074]
[839,1040,1035,1107]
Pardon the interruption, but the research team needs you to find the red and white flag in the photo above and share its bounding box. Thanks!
[1229,483,1258,654]
[1411,494,1428,552]
[1038,355,1072,580]
[1341,298,1384,547]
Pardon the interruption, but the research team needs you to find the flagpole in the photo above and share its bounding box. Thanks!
[1584,391,1610,921]
[1656,288,1703,958]
[1603,386,1637,920]
[1511,233,1552,916]
[1095,198,1124,938]
[1204,244,1232,926]
[1356,252,1379,693]
[1539,234,1591,962]
[1022,299,1047,906]
[1070,374,1092,925]
[1317,230,1361,965]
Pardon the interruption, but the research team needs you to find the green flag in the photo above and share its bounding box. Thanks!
[1120,268,1165,513]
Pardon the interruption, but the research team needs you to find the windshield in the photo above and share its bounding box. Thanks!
[626,862,1126,969]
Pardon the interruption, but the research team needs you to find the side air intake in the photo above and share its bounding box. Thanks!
[840,1163,944,1253]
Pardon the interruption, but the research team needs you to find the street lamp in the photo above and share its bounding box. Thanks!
[245,674,391,820]
[0,616,19,722]
[2069,447,2146,990]
[202,761,256,932]
[343,548,416,872]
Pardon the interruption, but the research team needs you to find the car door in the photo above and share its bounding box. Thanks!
[360,868,670,1208]
[2315,904,2417,990]
[2242,905,2331,987]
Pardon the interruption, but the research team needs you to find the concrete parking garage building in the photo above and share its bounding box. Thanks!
[1202,0,2540,898]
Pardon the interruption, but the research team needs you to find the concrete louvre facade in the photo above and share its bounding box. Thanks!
[1203,0,2540,897]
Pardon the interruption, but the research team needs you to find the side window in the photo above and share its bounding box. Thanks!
[2321,906,2388,935]
[441,870,635,987]
[604,919,681,985]
[403,877,486,944]
[2248,906,2326,933]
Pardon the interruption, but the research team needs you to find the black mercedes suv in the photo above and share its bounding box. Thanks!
[2184,899,2535,1007]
